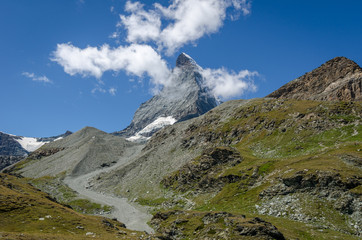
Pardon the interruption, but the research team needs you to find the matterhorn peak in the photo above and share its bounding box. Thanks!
[176,52,198,68]
[115,52,219,141]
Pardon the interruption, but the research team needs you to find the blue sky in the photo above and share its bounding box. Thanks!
[1,0,361,137]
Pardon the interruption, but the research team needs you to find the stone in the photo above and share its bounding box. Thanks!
[267,57,362,101]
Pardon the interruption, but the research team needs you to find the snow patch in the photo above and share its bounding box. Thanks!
[127,116,177,142]
[54,136,63,141]
[126,134,151,142]
[15,137,48,152]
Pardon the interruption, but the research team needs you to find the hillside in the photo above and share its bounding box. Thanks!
[0,131,72,171]
[0,173,150,240]
[13,127,140,178]
[92,98,361,239]
[11,98,361,239]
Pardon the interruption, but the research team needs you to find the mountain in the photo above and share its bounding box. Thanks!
[0,130,72,170]
[15,127,139,178]
[12,99,361,239]
[5,56,362,239]
[267,57,362,101]
[115,53,219,141]
[92,98,362,238]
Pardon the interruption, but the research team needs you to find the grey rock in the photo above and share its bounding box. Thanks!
[0,132,28,156]
[267,57,362,101]
[114,53,219,139]
[17,127,140,178]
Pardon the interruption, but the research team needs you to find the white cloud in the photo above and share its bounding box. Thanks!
[120,1,161,43]
[109,87,117,96]
[91,86,117,96]
[22,72,52,83]
[91,85,106,94]
[53,0,255,98]
[120,0,252,55]
[109,31,119,39]
[156,0,229,55]
[51,43,171,87]
[202,68,257,99]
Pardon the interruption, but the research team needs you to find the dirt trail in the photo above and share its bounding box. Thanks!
[64,143,154,233]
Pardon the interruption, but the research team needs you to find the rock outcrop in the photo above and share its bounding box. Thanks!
[162,147,243,192]
[267,57,362,101]
[151,210,285,240]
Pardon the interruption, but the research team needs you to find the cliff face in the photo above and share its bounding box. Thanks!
[115,53,219,140]
[267,57,362,101]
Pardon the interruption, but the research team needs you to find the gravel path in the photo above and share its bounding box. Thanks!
[64,143,154,233]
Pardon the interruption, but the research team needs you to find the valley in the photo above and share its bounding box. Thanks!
[63,142,154,233]
[1,55,361,239]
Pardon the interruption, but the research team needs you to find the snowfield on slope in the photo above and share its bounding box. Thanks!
[127,116,177,142]
[15,136,48,152]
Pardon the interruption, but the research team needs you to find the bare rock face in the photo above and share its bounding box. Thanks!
[267,57,362,101]
[114,53,219,139]
[0,132,28,157]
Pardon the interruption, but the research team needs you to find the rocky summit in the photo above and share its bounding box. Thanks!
[114,53,219,141]
[267,57,362,101]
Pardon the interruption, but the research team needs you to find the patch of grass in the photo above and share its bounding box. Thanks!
[350,185,362,195]
[30,175,113,215]
[258,161,274,176]
[259,215,360,240]
[68,199,112,214]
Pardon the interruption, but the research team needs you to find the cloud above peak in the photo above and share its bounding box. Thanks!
[52,0,256,99]
[120,0,251,55]
[52,43,171,87]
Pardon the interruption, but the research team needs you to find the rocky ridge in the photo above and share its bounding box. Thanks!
[267,57,362,101]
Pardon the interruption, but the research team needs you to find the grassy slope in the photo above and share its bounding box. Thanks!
[29,174,113,215]
[148,99,362,239]
[0,173,151,240]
